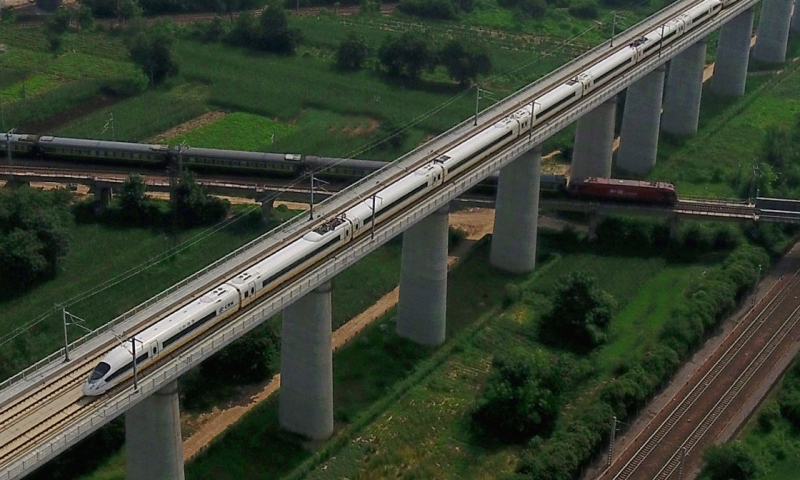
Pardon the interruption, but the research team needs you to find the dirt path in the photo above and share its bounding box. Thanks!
[182,207,498,460]
[147,112,227,144]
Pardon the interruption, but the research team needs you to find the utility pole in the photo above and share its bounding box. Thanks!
[607,416,617,466]
[168,143,184,251]
[610,11,617,47]
[473,85,494,126]
[6,128,15,171]
[59,305,91,362]
[309,174,328,221]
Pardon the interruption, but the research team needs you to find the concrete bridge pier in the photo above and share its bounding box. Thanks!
[711,7,755,97]
[753,0,793,63]
[126,380,185,480]
[588,212,604,241]
[792,0,800,33]
[279,280,334,440]
[3,178,30,189]
[571,96,616,179]
[396,204,449,346]
[490,146,541,273]
[669,216,681,240]
[617,64,666,174]
[662,38,708,136]
[260,198,274,223]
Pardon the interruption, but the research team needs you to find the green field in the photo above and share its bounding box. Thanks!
[174,234,709,480]
[0,204,272,377]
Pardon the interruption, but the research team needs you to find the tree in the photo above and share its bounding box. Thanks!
[45,7,72,35]
[359,0,381,15]
[118,0,143,22]
[439,39,491,86]
[472,347,566,442]
[540,272,616,351]
[174,172,230,227]
[0,187,71,291]
[127,22,180,86]
[336,32,369,71]
[256,3,302,54]
[76,5,95,29]
[701,443,759,480]
[378,33,432,80]
[228,12,259,47]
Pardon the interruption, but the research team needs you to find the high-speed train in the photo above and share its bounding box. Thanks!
[83,0,730,395]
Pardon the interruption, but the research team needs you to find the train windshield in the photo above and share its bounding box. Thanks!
[88,362,111,382]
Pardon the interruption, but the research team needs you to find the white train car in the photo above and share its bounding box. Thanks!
[83,285,240,395]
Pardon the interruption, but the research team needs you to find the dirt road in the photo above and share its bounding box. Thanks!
[182,206,498,459]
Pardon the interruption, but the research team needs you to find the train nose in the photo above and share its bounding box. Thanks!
[82,382,98,397]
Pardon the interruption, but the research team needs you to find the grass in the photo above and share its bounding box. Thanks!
[53,84,210,140]
[262,240,707,479]
[646,36,800,198]
[0,203,272,378]
[168,112,299,150]
[597,263,708,372]
[168,233,710,480]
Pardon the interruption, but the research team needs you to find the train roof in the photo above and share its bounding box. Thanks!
[38,136,166,153]
[573,177,676,190]
[180,146,287,163]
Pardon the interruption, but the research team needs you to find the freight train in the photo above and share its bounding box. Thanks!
[83,0,720,395]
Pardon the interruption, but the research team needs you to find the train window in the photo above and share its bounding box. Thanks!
[152,347,157,355]
[245,291,249,298]
[89,362,111,381]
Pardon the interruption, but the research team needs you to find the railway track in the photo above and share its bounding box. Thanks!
[0,0,744,474]
[599,250,800,480]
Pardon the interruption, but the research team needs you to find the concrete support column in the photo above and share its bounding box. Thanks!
[588,212,603,241]
[753,0,793,63]
[792,0,800,33]
[396,205,449,346]
[490,146,541,273]
[571,96,616,179]
[260,198,274,223]
[279,280,333,440]
[711,8,755,97]
[126,380,184,480]
[617,64,666,174]
[662,38,707,136]
[3,179,29,189]
[669,216,681,240]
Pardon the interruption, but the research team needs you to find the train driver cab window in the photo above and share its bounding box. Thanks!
[89,362,111,381]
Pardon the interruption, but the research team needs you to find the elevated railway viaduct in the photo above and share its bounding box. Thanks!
[0,0,798,478]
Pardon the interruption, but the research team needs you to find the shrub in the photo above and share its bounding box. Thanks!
[568,0,598,18]
[701,443,760,480]
[472,347,567,442]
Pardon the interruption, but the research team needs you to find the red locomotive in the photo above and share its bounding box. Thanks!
[567,177,678,206]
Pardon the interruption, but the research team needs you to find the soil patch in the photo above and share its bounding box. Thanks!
[147,111,227,143]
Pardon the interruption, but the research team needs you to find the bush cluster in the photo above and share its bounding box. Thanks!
[73,173,231,231]
[567,0,598,18]
[594,216,744,261]
[472,348,585,443]
[507,241,769,480]
[0,187,72,295]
